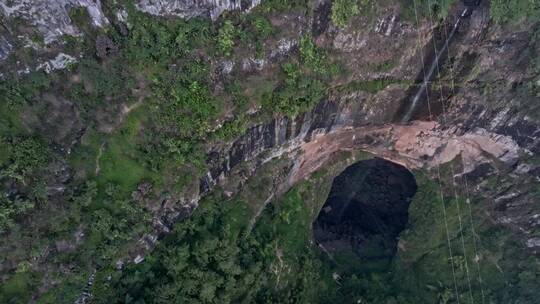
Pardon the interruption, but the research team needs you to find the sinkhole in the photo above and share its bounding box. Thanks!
[313,158,417,271]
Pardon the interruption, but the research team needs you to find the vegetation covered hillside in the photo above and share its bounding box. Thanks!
[0,0,538,303]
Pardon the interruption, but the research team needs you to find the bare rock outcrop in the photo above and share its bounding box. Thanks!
[136,0,261,20]
[0,0,109,44]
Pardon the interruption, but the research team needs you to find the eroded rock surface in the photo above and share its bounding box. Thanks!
[0,0,109,44]
[85,3,539,265]
[137,0,261,20]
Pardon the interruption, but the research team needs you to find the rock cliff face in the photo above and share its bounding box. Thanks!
[0,0,538,301]
[0,0,109,44]
[194,1,539,257]
[0,0,261,75]
[137,0,261,20]
[200,5,499,184]
[0,0,260,47]
[98,2,540,264]
[1,0,536,261]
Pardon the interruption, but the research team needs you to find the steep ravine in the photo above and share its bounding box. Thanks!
[0,0,538,302]
[130,1,539,300]
[86,0,540,296]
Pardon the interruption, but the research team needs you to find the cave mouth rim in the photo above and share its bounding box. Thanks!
[312,157,418,271]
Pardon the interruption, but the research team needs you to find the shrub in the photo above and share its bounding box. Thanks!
[490,0,540,24]
[0,72,50,109]
[0,137,49,232]
[331,0,360,28]
[78,59,133,99]
[299,35,326,73]
[264,63,325,116]
[212,115,248,141]
[1,137,50,183]
[0,196,35,233]
[218,20,237,56]
[250,16,274,40]
[141,59,218,170]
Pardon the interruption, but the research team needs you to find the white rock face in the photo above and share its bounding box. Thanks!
[37,53,78,73]
[136,0,261,20]
[241,57,266,71]
[526,238,540,248]
[270,38,297,58]
[0,0,261,50]
[0,35,12,60]
[0,0,109,44]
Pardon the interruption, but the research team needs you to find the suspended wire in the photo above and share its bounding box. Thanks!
[411,0,461,302]
[437,2,487,303]
[463,173,487,303]
[426,0,475,302]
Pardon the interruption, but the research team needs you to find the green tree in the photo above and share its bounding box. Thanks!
[331,0,360,28]
[1,137,50,183]
[490,0,540,24]
[218,21,237,56]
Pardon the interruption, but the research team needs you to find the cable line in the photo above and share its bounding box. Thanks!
[437,2,487,303]
[426,0,475,302]
[411,0,461,302]
[463,173,486,303]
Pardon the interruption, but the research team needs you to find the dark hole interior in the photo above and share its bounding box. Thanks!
[313,158,417,271]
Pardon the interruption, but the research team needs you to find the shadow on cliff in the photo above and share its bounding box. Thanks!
[313,158,417,273]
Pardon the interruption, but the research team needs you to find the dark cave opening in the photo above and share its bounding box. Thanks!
[313,158,417,271]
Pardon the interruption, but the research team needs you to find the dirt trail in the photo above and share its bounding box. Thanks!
[95,142,106,176]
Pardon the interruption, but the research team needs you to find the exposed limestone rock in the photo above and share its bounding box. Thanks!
[241,57,267,71]
[36,53,78,73]
[0,35,12,60]
[270,38,298,58]
[74,270,96,304]
[333,31,368,52]
[526,238,540,248]
[136,0,261,20]
[374,14,398,36]
[0,0,262,52]
[287,121,522,186]
[134,255,144,264]
[220,60,235,74]
[0,0,109,44]
[95,34,119,59]
[392,122,520,172]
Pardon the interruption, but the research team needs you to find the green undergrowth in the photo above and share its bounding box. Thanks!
[0,73,52,233]
[0,272,42,304]
[331,0,361,28]
[262,34,341,116]
[2,0,537,302]
[87,159,539,304]
[256,0,310,13]
[0,2,345,300]
[69,105,162,195]
[399,0,455,22]
[490,0,540,24]
[88,159,347,303]
[331,0,375,28]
